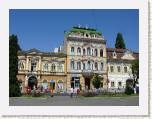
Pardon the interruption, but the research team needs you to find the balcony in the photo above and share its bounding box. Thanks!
[82,69,94,78]
[41,71,66,76]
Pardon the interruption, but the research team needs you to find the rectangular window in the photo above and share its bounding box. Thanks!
[118,81,122,87]
[117,66,121,72]
[83,63,85,70]
[124,66,127,73]
[110,66,114,72]
[77,62,81,70]
[71,61,74,70]
[31,62,36,71]
[111,82,115,87]
[100,82,103,88]
[101,63,103,71]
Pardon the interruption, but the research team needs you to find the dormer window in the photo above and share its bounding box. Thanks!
[85,33,89,38]
[113,51,117,58]
[86,34,89,37]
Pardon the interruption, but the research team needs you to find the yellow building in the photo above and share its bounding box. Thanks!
[63,26,108,91]
[17,49,67,93]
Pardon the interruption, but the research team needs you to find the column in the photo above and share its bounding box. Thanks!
[24,75,28,87]
[26,56,29,71]
[80,75,85,90]
[38,56,41,71]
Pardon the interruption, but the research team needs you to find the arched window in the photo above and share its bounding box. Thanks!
[94,49,98,56]
[77,47,81,55]
[51,63,56,72]
[87,61,91,70]
[83,49,86,55]
[100,49,103,57]
[92,63,94,70]
[95,62,98,70]
[71,60,75,70]
[18,61,24,70]
[87,47,91,56]
[101,62,104,71]
[83,62,85,70]
[77,61,81,70]
[71,47,74,55]
[92,49,94,56]
[58,64,63,72]
[44,63,48,71]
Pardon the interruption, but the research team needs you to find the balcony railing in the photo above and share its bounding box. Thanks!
[18,70,66,75]
[41,71,65,75]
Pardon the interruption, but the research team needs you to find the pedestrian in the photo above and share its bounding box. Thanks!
[51,89,54,97]
[77,88,80,97]
[70,87,73,98]
[74,88,77,98]
[47,86,50,97]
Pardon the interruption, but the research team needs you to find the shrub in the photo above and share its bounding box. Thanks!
[125,86,134,95]
[92,74,103,89]
[9,84,21,97]
[82,92,97,97]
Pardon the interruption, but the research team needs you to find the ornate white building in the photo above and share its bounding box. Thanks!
[107,48,139,92]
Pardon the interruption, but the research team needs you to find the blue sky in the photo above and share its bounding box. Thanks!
[9,9,139,52]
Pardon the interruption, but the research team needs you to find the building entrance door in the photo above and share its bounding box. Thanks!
[28,76,37,90]
[71,77,80,89]
[85,78,90,90]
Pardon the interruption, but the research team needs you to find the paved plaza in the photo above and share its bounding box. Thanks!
[9,96,139,106]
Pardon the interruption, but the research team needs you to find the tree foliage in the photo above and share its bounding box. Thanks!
[9,34,21,97]
[131,60,139,87]
[92,74,103,89]
[115,33,126,49]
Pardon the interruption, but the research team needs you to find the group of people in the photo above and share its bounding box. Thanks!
[24,85,81,98]
[70,87,80,98]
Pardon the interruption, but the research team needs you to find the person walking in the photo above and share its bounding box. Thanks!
[77,88,80,98]
[74,88,77,98]
[70,87,74,98]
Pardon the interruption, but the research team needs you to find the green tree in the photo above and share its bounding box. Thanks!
[9,34,21,97]
[115,33,126,49]
[131,60,139,88]
[125,79,134,95]
[92,74,103,89]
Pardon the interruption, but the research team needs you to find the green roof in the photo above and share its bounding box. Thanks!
[65,26,102,36]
